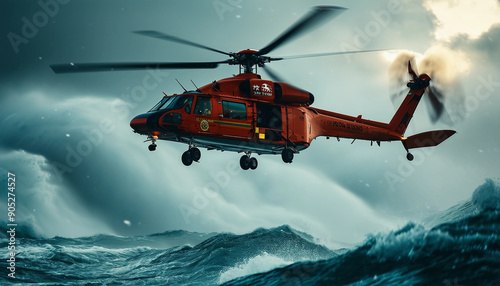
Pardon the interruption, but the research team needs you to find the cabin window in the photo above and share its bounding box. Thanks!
[194,96,212,116]
[222,101,247,120]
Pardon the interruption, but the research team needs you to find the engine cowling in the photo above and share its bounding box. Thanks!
[274,82,314,105]
[239,78,275,100]
[239,79,314,105]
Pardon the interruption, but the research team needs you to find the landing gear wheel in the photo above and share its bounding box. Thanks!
[182,151,193,166]
[249,157,258,170]
[281,148,294,163]
[240,155,250,170]
[148,144,157,151]
[406,152,414,161]
[190,147,201,162]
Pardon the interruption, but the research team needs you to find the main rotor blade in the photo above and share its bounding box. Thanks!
[257,6,346,56]
[277,49,386,60]
[134,30,232,56]
[262,66,286,82]
[50,61,227,74]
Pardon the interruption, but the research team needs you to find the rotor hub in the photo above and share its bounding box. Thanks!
[228,49,273,73]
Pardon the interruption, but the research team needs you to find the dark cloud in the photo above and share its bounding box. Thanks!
[451,23,500,65]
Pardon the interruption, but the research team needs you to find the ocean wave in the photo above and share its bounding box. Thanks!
[0,224,335,285]
[223,209,500,286]
[472,178,500,211]
[3,179,500,285]
[222,179,500,286]
[424,178,500,228]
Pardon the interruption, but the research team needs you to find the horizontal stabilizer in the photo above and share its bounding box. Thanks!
[402,130,456,150]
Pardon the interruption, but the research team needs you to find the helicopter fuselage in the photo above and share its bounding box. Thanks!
[130,72,412,163]
[131,73,310,155]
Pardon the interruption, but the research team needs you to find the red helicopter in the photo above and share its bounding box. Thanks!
[50,6,455,170]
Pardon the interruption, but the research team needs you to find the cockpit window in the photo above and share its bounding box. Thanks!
[150,95,193,112]
[184,96,193,114]
[167,95,193,111]
[150,97,172,111]
[194,96,212,116]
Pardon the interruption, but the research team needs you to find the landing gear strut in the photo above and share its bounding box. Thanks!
[240,153,258,170]
[145,136,158,152]
[182,147,201,166]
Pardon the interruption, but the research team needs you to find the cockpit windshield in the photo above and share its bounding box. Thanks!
[167,95,193,111]
[150,97,172,111]
[150,95,193,112]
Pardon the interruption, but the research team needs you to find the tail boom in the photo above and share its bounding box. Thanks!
[307,107,401,142]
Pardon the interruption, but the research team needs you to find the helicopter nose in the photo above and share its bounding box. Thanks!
[130,113,150,134]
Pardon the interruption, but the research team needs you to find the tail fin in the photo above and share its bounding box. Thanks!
[389,62,431,135]
[389,86,426,135]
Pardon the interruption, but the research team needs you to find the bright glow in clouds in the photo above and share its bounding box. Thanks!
[424,0,500,41]
[418,45,470,84]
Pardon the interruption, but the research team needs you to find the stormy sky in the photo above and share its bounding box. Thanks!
[1,0,499,247]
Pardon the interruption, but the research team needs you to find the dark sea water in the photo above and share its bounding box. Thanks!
[2,179,500,285]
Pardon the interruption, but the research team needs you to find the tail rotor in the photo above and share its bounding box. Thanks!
[388,50,462,126]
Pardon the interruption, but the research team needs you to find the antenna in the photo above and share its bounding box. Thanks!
[175,78,187,92]
[190,79,200,91]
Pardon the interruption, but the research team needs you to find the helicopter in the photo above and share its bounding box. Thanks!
[50,6,456,170]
